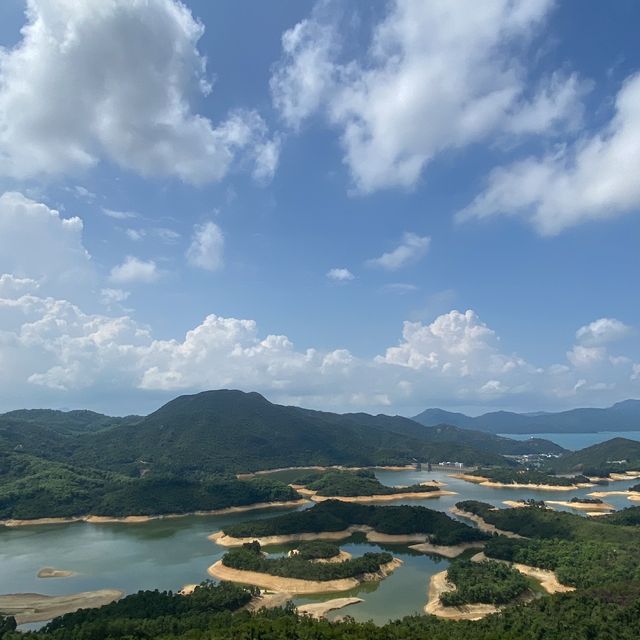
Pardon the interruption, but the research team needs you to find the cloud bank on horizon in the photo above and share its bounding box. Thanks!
[0,0,638,414]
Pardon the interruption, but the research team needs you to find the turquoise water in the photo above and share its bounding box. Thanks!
[2,469,639,626]
[497,431,640,451]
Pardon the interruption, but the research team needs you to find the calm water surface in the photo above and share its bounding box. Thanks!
[497,431,640,450]
[2,469,639,626]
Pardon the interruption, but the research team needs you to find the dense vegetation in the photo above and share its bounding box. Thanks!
[549,437,640,474]
[221,541,392,581]
[5,583,640,639]
[441,560,530,606]
[0,451,298,519]
[598,506,640,526]
[458,501,640,588]
[298,469,439,497]
[471,468,588,486]
[629,483,640,492]
[223,500,488,545]
[295,540,341,560]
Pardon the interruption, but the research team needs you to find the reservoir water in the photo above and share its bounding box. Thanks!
[497,431,640,451]
[2,469,640,626]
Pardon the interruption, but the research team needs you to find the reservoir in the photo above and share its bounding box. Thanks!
[2,469,639,626]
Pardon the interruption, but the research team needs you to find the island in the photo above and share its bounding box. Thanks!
[208,540,402,593]
[451,468,593,491]
[209,500,489,554]
[425,558,531,620]
[290,468,455,503]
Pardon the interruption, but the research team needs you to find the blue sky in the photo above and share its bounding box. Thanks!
[0,0,639,416]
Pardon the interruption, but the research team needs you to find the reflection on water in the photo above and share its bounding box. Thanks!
[2,468,639,626]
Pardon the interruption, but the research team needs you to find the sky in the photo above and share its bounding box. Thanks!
[0,0,639,417]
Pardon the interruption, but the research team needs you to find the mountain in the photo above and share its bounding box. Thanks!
[418,424,566,456]
[0,409,140,435]
[413,400,640,434]
[80,390,515,474]
[551,437,640,473]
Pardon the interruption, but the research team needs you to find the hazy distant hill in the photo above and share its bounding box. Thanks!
[413,400,640,434]
[1,409,140,435]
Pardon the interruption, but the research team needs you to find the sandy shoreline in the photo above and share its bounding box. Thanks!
[297,597,364,618]
[424,570,500,620]
[449,506,525,538]
[210,525,373,547]
[545,500,615,512]
[409,541,485,558]
[0,590,124,624]
[211,526,447,547]
[237,465,418,479]
[36,567,76,579]
[449,474,592,491]
[471,552,574,594]
[298,489,457,504]
[207,558,402,594]
[0,499,309,528]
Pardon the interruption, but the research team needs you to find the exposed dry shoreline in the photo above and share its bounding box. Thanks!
[470,552,574,594]
[0,499,309,528]
[207,558,402,594]
[449,506,525,538]
[545,500,615,512]
[236,465,418,480]
[449,474,593,491]
[209,525,373,547]
[424,570,500,620]
[297,597,363,618]
[210,526,446,547]
[409,541,485,559]
[295,486,457,504]
[36,567,76,579]
[0,590,123,624]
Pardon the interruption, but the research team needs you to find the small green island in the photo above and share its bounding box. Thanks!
[292,469,447,502]
[211,540,396,592]
[440,560,530,607]
[213,500,489,549]
[457,467,591,489]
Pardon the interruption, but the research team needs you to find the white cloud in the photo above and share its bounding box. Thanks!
[367,233,430,270]
[0,191,94,298]
[103,208,138,220]
[0,0,277,184]
[326,268,355,282]
[109,256,159,284]
[100,288,130,306]
[381,283,417,294]
[125,228,145,242]
[576,318,632,346]
[0,274,40,297]
[272,0,586,192]
[0,295,638,413]
[186,222,224,271]
[460,72,640,234]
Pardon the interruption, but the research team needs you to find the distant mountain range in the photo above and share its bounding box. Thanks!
[413,400,640,434]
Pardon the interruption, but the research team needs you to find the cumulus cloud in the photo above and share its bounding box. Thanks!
[109,256,159,284]
[186,222,224,271]
[367,233,430,270]
[326,268,355,282]
[272,0,586,192]
[0,191,94,298]
[0,0,278,184]
[460,73,640,234]
[100,288,130,306]
[576,318,632,346]
[0,292,638,413]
